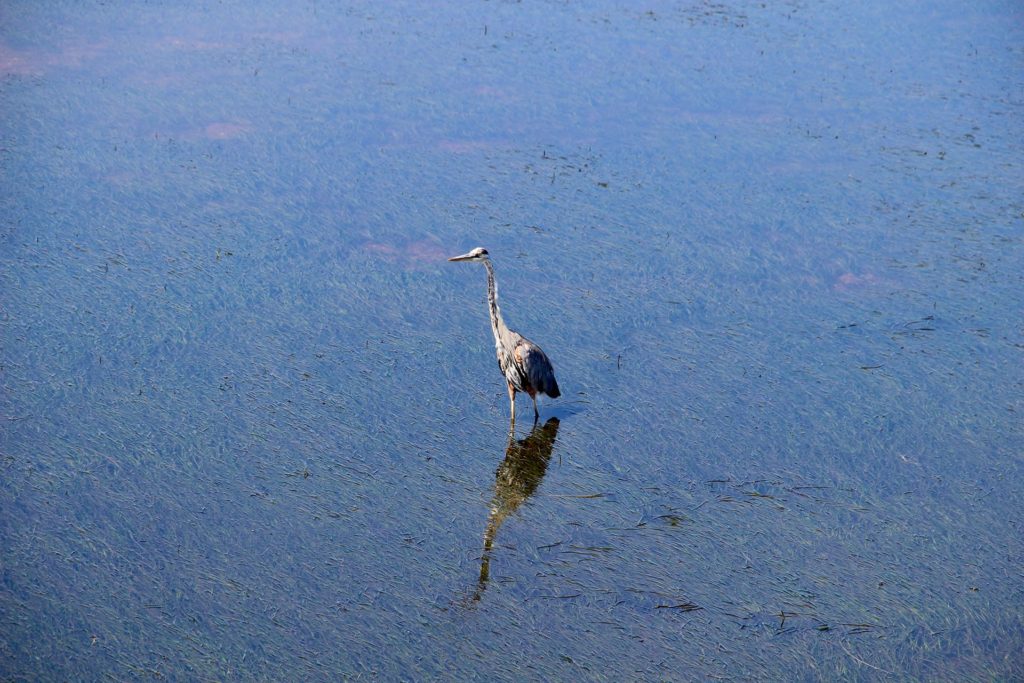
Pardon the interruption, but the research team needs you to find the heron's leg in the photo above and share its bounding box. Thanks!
[532,395,539,422]
[507,382,517,424]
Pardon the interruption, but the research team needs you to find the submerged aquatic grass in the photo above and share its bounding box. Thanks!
[3,0,1023,680]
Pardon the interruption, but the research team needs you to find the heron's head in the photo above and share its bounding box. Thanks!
[448,247,489,263]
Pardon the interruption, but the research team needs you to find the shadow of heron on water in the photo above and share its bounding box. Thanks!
[470,417,561,603]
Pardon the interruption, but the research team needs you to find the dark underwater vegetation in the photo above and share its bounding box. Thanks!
[2,1,1021,679]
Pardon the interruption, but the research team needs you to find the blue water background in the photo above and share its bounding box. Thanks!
[2,1,1022,679]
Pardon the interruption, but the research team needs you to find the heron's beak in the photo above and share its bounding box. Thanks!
[448,252,474,262]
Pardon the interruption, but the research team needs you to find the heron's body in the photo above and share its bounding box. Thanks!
[449,248,560,423]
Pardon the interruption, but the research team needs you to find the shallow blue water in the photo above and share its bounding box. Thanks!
[2,1,1022,680]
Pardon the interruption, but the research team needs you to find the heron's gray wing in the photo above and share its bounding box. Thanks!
[514,341,561,398]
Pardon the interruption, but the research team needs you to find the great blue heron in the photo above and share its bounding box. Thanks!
[448,247,560,423]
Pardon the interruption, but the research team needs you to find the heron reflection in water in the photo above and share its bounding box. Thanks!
[474,417,561,600]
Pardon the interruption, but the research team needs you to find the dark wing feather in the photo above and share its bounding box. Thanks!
[518,342,560,398]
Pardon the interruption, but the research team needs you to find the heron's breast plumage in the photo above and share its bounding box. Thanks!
[496,342,524,388]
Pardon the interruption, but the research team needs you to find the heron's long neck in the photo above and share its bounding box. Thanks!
[483,260,510,342]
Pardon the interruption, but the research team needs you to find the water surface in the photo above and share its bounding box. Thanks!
[2,1,1022,680]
